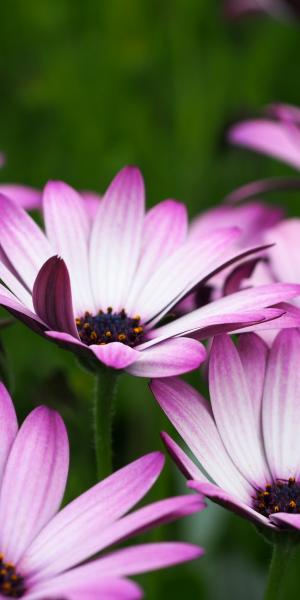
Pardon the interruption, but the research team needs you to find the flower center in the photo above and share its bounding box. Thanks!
[253,478,300,517]
[76,308,144,347]
[0,554,25,598]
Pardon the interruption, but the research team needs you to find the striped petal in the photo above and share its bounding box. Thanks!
[33,256,79,337]
[0,194,52,290]
[263,329,300,479]
[43,181,95,315]
[90,166,145,311]
[0,407,69,563]
[150,377,251,501]
[209,335,269,486]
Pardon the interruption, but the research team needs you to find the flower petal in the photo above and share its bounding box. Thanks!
[21,452,164,581]
[223,259,260,296]
[0,193,52,289]
[127,338,206,378]
[0,407,69,563]
[0,383,18,486]
[27,495,203,583]
[90,166,145,311]
[137,228,240,323]
[126,199,187,312]
[265,219,300,286]
[0,260,34,308]
[189,201,282,247]
[187,481,271,529]
[81,190,102,220]
[91,342,139,370]
[33,542,203,590]
[33,256,79,337]
[229,119,300,169]
[27,577,142,600]
[262,329,300,479]
[237,333,268,433]
[146,283,300,342]
[150,377,251,501]
[269,513,300,530]
[43,181,94,314]
[224,177,300,204]
[0,185,42,210]
[209,335,269,486]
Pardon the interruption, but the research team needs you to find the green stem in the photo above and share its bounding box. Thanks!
[264,541,295,600]
[93,368,119,481]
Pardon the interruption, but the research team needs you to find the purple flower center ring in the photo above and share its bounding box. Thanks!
[76,308,144,347]
[254,478,300,517]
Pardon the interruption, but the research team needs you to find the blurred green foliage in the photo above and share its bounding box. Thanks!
[1,1,300,598]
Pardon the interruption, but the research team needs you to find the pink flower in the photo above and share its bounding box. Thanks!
[1,165,300,377]
[151,330,300,531]
[0,382,203,599]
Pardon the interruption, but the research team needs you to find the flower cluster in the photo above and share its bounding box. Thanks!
[2,108,300,597]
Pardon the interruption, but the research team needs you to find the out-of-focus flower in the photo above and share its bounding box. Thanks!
[225,0,300,21]
[151,330,300,532]
[1,166,300,377]
[229,103,300,170]
[0,382,203,599]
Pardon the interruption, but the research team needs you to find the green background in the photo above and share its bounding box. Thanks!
[1,2,300,598]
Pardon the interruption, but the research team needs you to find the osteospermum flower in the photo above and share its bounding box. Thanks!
[0,382,203,599]
[151,330,300,531]
[1,166,300,378]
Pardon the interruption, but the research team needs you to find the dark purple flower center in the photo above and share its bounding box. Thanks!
[253,478,300,517]
[76,308,144,347]
[0,554,25,598]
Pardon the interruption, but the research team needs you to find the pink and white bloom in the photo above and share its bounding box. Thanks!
[151,330,300,531]
[0,382,203,599]
[1,165,300,377]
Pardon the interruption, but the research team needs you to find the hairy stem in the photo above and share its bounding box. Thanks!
[93,368,119,481]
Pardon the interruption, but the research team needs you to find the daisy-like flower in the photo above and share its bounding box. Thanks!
[1,165,300,378]
[0,382,203,599]
[151,330,300,531]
